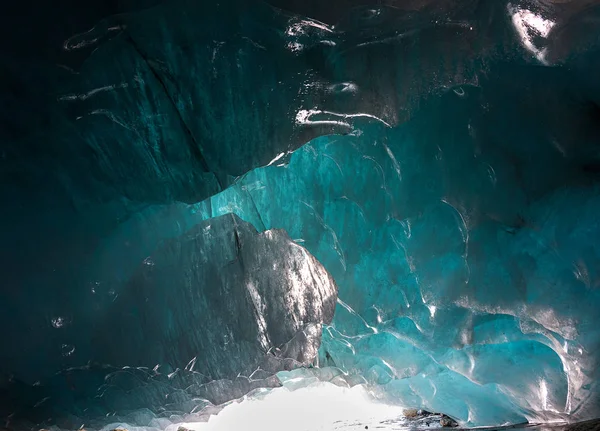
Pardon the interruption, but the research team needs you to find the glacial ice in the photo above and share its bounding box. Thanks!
[186,116,600,425]
[1,0,600,429]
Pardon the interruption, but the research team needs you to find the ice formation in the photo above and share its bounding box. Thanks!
[95,214,338,379]
[1,0,600,429]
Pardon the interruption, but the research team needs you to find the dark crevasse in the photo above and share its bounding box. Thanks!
[1,0,600,429]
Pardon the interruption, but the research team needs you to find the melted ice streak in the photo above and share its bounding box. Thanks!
[63,24,125,51]
[58,83,129,101]
[300,200,347,270]
[441,198,471,284]
[296,109,392,128]
[285,18,334,53]
[246,280,272,351]
[509,5,556,64]
[267,151,288,166]
[327,82,359,94]
[337,298,379,334]
[285,18,334,37]
[76,109,132,130]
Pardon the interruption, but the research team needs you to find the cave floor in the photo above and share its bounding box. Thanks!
[331,418,600,431]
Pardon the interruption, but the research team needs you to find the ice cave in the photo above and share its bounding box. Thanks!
[1,0,599,430]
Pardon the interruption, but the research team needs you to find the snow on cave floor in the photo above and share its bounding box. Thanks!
[173,383,406,431]
[141,383,599,431]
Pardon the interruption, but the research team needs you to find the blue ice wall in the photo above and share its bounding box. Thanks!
[188,78,600,424]
[2,0,600,428]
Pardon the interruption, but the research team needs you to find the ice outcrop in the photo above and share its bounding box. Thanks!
[96,213,337,377]
[0,214,337,428]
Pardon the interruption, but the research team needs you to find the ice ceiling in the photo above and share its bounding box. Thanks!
[1,0,600,429]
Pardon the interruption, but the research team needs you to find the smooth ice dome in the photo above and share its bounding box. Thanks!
[1,0,600,429]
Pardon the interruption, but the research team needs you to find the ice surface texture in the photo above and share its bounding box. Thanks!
[1,0,600,428]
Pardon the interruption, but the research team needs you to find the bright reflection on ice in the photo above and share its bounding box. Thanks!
[176,383,404,431]
[509,5,555,64]
[540,379,549,411]
[295,109,392,128]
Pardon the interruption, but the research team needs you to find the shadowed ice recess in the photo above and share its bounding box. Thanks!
[1,0,600,429]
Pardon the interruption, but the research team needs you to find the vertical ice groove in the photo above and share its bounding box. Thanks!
[323,153,344,177]
[337,298,378,334]
[441,198,471,284]
[382,142,402,181]
[363,155,387,190]
[300,200,346,271]
[58,83,129,101]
